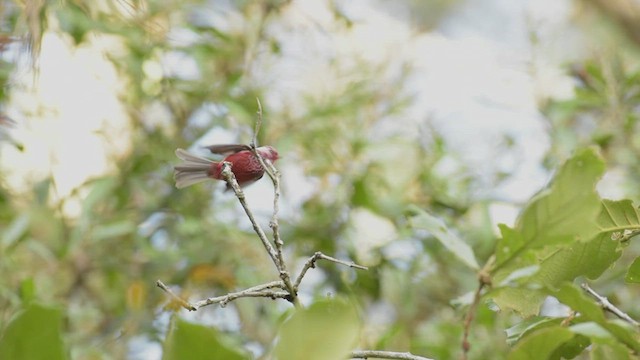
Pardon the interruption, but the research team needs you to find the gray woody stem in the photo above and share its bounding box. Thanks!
[156,280,287,311]
[581,283,640,327]
[350,350,434,360]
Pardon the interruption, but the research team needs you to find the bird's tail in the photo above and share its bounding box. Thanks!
[174,149,215,189]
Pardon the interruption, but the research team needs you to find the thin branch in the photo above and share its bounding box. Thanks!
[193,289,290,309]
[156,280,197,311]
[157,280,289,311]
[220,161,280,268]
[350,350,434,360]
[247,101,299,306]
[294,252,368,291]
[581,283,640,327]
[461,282,487,359]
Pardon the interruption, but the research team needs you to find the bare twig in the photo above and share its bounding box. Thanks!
[581,283,640,327]
[193,281,287,309]
[350,350,434,360]
[157,280,289,311]
[156,280,196,311]
[247,101,299,306]
[295,252,368,291]
[220,161,280,268]
[461,282,485,359]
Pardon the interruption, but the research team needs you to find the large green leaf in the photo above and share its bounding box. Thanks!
[489,287,546,318]
[162,318,249,360]
[495,148,605,271]
[409,207,479,270]
[534,234,619,289]
[275,298,360,360]
[490,149,607,315]
[535,199,637,288]
[505,316,562,345]
[0,304,67,360]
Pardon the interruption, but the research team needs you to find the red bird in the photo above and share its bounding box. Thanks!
[174,144,279,189]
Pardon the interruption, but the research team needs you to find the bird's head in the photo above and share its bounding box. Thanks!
[257,146,279,162]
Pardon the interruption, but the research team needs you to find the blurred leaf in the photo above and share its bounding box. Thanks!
[590,342,632,360]
[163,318,248,360]
[126,280,146,311]
[570,322,611,340]
[34,179,52,205]
[507,326,574,360]
[19,278,35,303]
[91,220,136,241]
[550,333,590,359]
[82,177,117,213]
[55,2,93,45]
[1,213,29,249]
[625,256,640,283]
[0,304,67,360]
[409,207,479,270]
[275,298,360,360]
[505,316,560,346]
[490,287,545,318]
[187,264,236,288]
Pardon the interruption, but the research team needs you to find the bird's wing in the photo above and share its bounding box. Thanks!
[203,144,252,156]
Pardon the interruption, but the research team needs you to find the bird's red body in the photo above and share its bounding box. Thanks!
[174,144,279,189]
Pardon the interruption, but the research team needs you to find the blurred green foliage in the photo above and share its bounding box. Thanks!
[1,0,640,359]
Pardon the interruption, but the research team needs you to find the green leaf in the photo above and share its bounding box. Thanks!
[490,287,545,318]
[1,213,29,249]
[409,207,479,270]
[505,316,561,345]
[495,224,527,268]
[19,278,36,303]
[590,342,632,360]
[91,220,136,241]
[275,298,360,360]
[550,333,590,359]
[495,148,605,272]
[162,318,248,360]
[625,256,640,283]
[507,326,574,360]
[534,232,621,288]
[0,304,67,360]
[598,199,640,232]
[534,200,634,288]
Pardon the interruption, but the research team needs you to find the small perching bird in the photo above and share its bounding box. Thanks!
[173,144,279,189]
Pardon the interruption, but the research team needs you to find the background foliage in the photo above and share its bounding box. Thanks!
[1,0,640,359]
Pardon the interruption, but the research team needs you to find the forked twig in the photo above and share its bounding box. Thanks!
[295,252,368,291]
[156,280,197,311]
[156,280,288,311]
[220,161,280,267]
